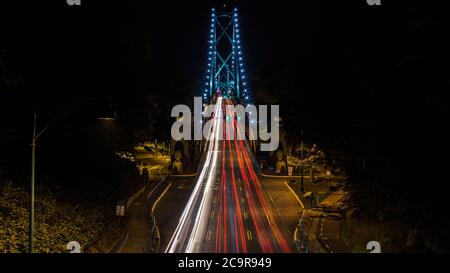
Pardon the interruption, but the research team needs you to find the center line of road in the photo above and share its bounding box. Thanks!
[247,230,253,241]
[206,230,211,241]
[210,210,215,219]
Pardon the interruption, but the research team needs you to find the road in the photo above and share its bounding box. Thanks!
[155,177,194,251]
[315,192,351,253]
[163,97,293,253]
[316,216,350,253]
[134,153,170,177]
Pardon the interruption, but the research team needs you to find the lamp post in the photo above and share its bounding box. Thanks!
[29,112,36,253]
[28,97,116,253]
[300,130,304,193]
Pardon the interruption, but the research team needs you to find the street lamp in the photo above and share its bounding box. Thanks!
[29,97,116,253]
[300,130,304,193]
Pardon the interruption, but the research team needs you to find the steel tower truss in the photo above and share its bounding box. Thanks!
[202,8,250,103]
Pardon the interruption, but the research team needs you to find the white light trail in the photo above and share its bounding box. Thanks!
[166,97,223,253]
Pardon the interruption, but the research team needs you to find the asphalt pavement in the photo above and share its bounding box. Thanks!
[156,98,297,253]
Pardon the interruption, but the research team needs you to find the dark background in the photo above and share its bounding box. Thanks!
[1,0,449,249]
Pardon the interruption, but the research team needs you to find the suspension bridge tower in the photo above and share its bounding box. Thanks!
[202,7,251,104]
[172,7,254,174]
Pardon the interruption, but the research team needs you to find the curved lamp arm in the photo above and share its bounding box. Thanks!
[33,97,114,141]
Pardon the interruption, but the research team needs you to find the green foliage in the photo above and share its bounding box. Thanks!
[0,181,111,253]
[341,214,409,252]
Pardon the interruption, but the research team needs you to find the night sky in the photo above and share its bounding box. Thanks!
[1,0,449,177]
[1,0,371,103]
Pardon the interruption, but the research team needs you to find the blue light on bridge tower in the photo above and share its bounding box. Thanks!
[202,7,250,104]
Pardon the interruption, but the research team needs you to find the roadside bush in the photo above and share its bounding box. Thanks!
[0,180,111,253]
